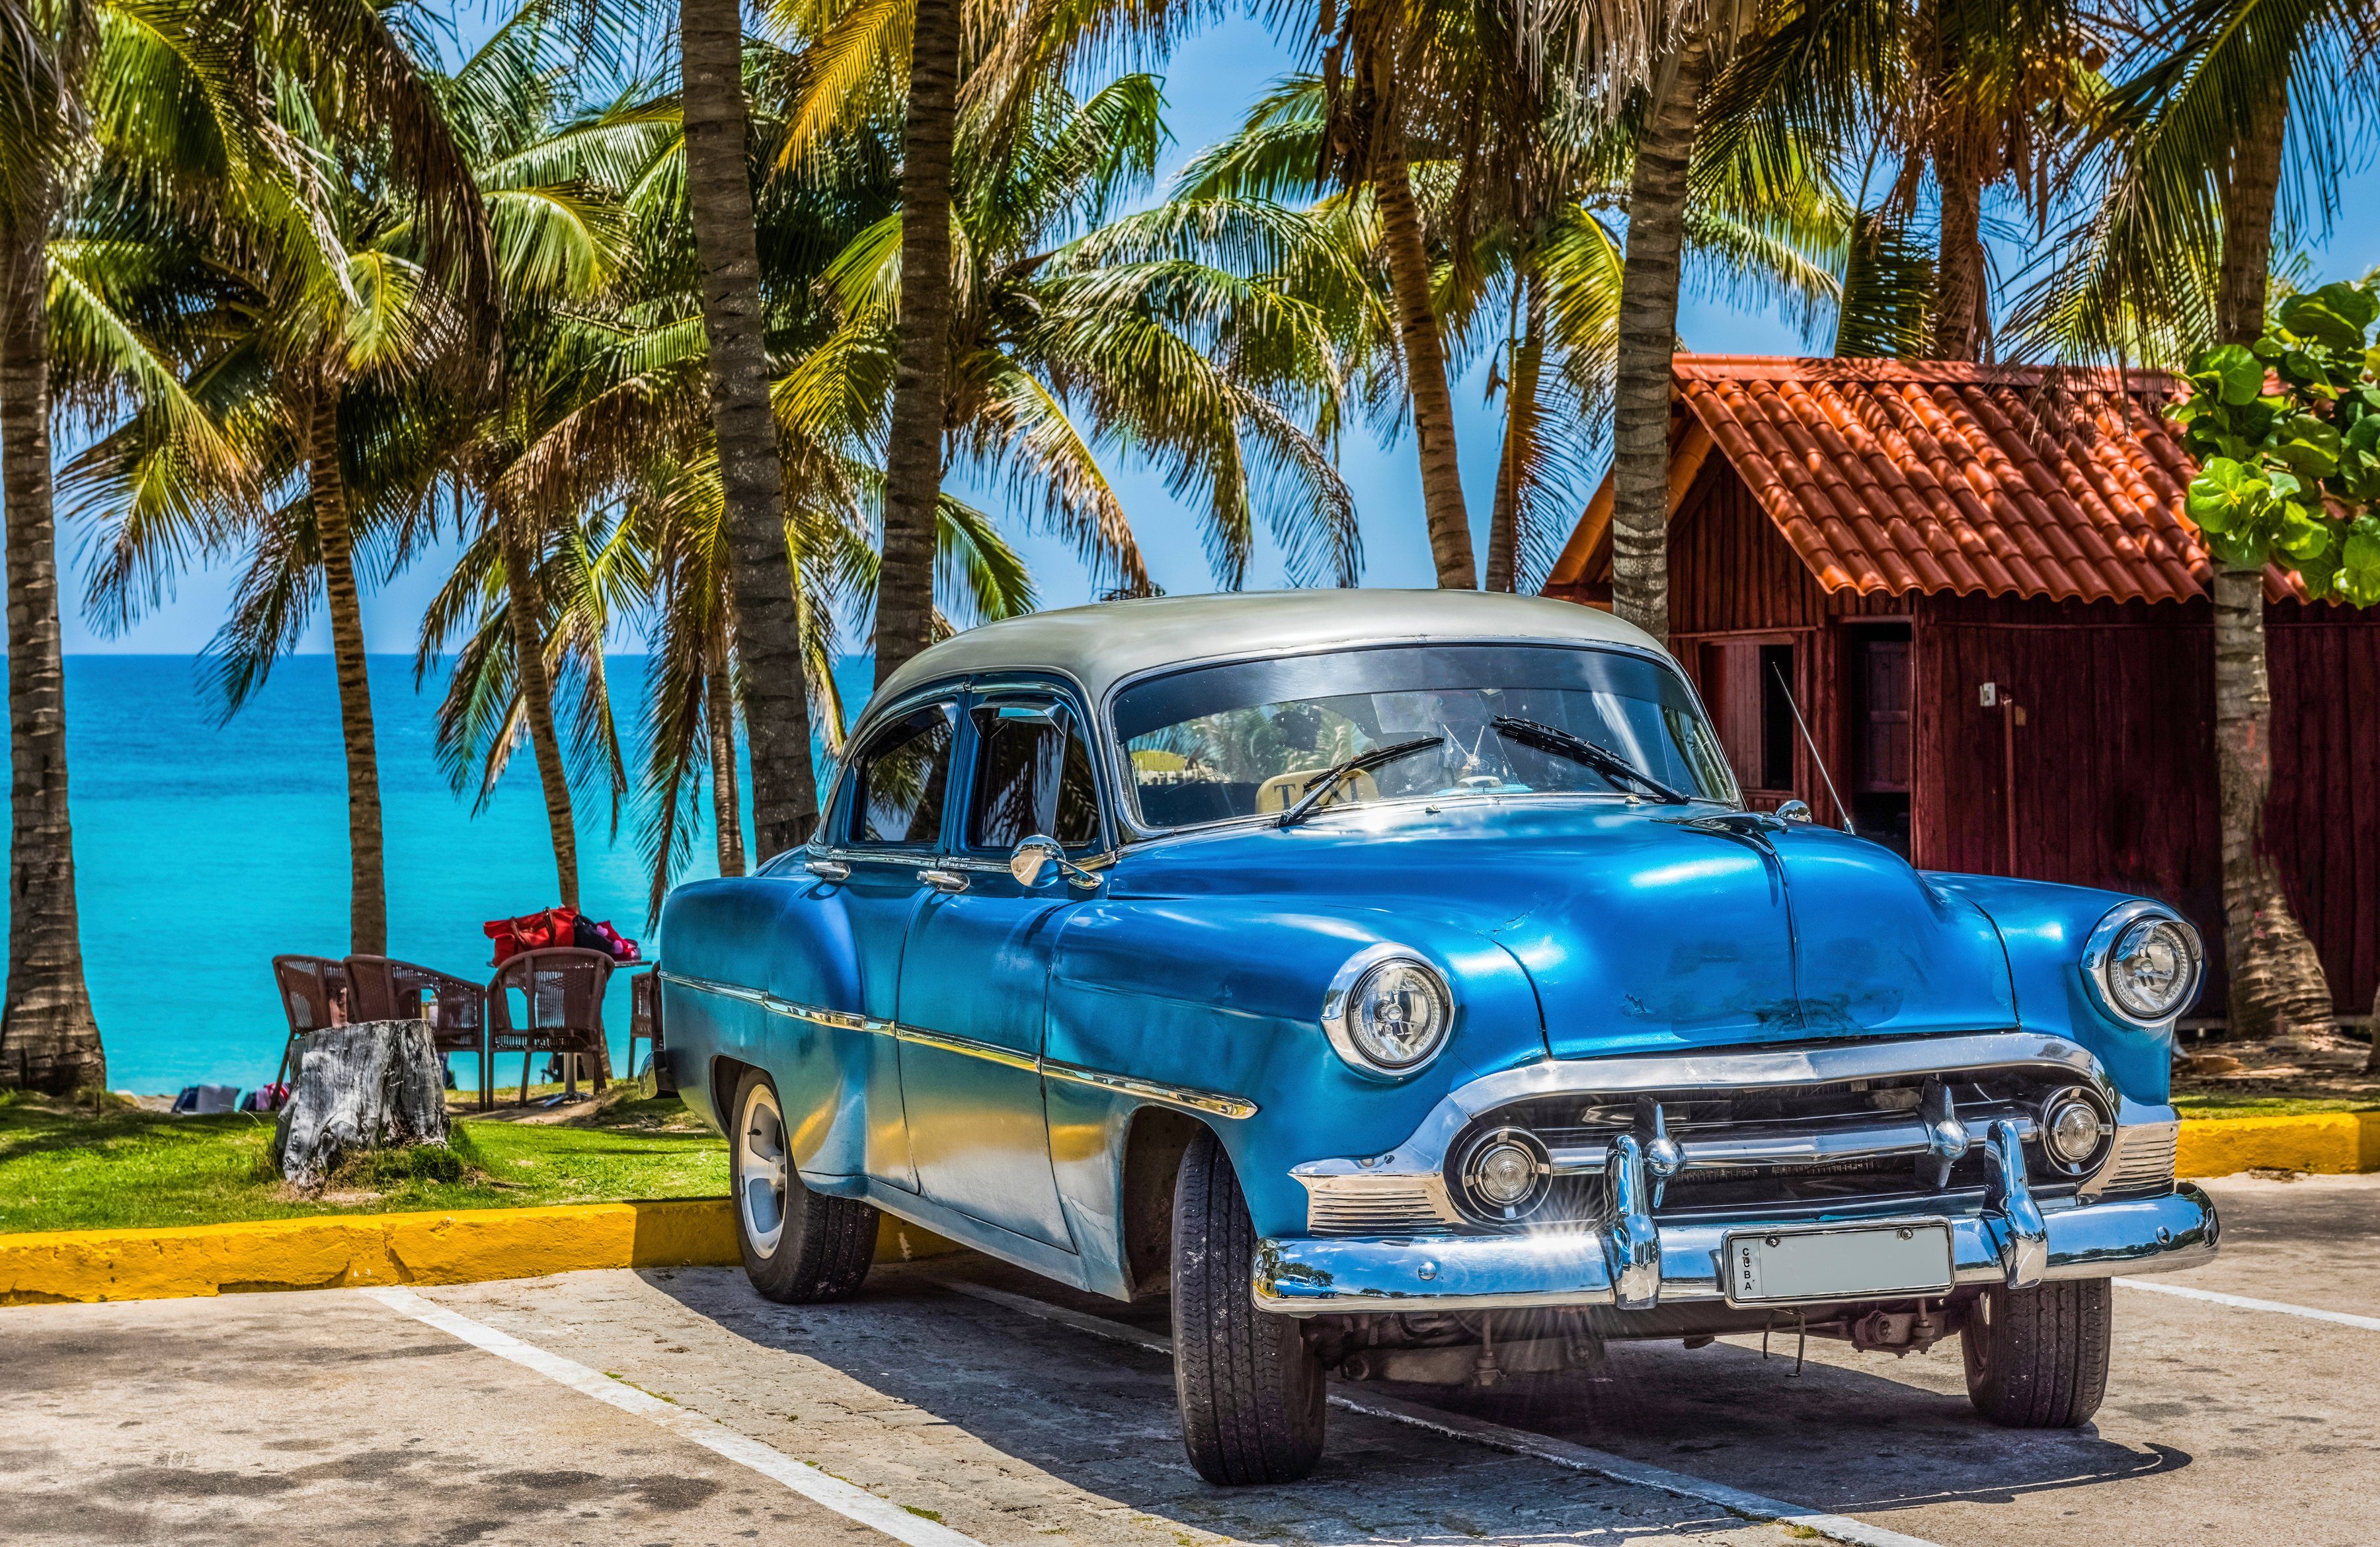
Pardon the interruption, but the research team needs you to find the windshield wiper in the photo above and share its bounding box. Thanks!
[1277,736,1447,827]
[1489,715,1689,805]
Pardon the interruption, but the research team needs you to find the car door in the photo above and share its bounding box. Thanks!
[892,690,1103,1251]
[829,694,965,1193]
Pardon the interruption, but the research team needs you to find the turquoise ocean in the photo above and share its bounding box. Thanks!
[3,654,872,1093]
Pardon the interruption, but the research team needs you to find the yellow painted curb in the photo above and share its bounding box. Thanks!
[0,1201,958,1306]
[2176,1111,2380,1179]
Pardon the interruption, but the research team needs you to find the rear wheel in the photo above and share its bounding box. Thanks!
[1171,1128,1327,1484]
[1962,1279,2112,1427]
[729,1068,877,1304]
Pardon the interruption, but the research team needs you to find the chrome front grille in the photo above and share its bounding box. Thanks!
[1302,1174,1462,1235]
[2098,1119,2178,1195]
[1456,1064,2098,1226]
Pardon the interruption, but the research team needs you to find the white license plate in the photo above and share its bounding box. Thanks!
[1722,1220,1954,1305]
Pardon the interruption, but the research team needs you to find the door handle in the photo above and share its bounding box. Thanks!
[918,868,970,894]
[805,857,851,881]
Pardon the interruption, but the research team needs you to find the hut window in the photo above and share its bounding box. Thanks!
[1701,640,1798,793]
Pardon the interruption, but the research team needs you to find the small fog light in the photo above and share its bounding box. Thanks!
[1474,1144,1539,1206]
[2040,1088,2111,1173]
[1456,1127,1552,1220]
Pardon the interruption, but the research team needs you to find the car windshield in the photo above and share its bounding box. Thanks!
[1113,643,1738,830]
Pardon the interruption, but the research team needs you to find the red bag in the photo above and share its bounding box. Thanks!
[484,906,580,965]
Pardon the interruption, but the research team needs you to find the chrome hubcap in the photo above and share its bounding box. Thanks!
[736,1084,789,1255]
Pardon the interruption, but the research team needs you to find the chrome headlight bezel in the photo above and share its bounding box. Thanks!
[1321,944,1455,1079]
[2081,902,2204,1029]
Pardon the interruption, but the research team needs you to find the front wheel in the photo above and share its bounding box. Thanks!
[1171,1128,1327,1485]
[729,1068,877,1304]
[1962,1279,2112,1427]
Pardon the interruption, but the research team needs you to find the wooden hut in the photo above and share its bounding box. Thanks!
[1543,356,2380,1017]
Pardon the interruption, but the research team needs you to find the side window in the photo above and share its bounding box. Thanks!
[850,702,957,847]
[967,702,1103,852]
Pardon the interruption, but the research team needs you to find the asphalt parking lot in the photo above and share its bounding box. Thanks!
[6,1171,2375,1547]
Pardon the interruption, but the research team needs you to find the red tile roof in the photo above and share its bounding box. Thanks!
[1551,356,2296,606]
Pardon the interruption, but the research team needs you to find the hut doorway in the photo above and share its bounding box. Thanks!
[1844,624,1913,857]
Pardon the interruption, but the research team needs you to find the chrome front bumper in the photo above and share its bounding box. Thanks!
[1253,1177,2219,1316]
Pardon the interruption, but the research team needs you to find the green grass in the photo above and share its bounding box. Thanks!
[0,1088,727,1235]
[2172,1093,2380,1119]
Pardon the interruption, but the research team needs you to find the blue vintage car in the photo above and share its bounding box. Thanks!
[658,590,2217,1484]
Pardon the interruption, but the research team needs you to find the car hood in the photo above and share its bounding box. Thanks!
[1107,801,2014,1059]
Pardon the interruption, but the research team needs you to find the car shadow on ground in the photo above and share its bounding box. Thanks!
[641,1255,2183,1540]
[1403,1334,2190,1516]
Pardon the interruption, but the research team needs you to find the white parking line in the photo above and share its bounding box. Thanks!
[362,1287,985,1547]
[2117,1277,2380,1332]
[946,1281,1944,1547]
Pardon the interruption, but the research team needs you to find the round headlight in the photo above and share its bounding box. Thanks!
[1457,1127,1552,1220]
[1323,951,1453,1076]
[2104,916,2201,1023]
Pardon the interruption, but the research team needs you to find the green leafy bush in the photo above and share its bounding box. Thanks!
[2168,278,2380,604]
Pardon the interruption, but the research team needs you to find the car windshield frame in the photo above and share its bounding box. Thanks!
[1107,639,1741,837]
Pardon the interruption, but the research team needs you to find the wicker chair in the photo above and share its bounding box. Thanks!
[345,956,493,1110]
[487,947,615,1105]
[626,968,662,1085]
[270,955,350,1088]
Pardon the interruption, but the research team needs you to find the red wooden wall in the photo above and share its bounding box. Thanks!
[2266,604,2380,1014]
[1655,456,2380,1017]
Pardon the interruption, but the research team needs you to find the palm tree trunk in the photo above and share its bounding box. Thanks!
[496,508,578,910]
[1611,32,1714,647]
[308,385,387,959]
[679,0,818,857]
[2211,83,2331,1045]
[1486,270,1545,594]
[2211,569,2332,1041]
[0,217,104,1094]
[2216,81,2285,345]
[1931,139,1987,361]
[707,639,746,877]
[1375,124,1474,589]
[874,0,964,686]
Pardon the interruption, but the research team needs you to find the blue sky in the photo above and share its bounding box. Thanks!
[48,10,2380,655]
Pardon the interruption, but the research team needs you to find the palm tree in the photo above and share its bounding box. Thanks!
[779,73,1367,606]
[2012,0,2378,1043]
[4,0,488,1084]
[0,0,102,1092]
[59,4,493,963]
[779,0,1224,679]
[1610,23,1727,645]
[678,0,820,853]
[1182,70,1854,600]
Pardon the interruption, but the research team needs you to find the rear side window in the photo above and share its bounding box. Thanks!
[968,703,1101,851]
[850,703,957,846]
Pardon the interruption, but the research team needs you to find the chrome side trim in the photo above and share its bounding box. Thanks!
[661,972,1256,1119]
[898,1025,1040,1073]
[659,971,770,1007]
[1041,1060,1259,1119]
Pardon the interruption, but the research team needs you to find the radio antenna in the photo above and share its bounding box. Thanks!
[1770,661,1855,836]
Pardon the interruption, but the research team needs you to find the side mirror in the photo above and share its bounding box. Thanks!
[1776,799,1813,824]
[1010,835,1065,887]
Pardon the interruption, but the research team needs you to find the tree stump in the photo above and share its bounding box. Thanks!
[274,1020,452,1191]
